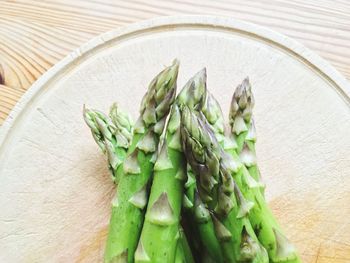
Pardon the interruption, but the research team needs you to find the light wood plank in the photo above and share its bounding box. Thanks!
[0,84,24,125]
[0,0,349,124]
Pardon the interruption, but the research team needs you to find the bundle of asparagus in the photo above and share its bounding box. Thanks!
[83,60,300,263]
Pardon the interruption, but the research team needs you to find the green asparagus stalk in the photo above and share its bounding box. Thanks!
[104,60,179,263]
[174,227,195,263]
[182,166,223,263]
[228,79,300,262]
[178,69,224,263]
[84,99,193,262]
[182,82,257,263]
[135,104,186,263]
[136,68,216,263]
[185,93,227,263]
[83,104,133,183]
[181,106,268,263]
[229,78,265,192]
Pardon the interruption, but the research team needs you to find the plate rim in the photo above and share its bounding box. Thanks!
[1,15,349,149]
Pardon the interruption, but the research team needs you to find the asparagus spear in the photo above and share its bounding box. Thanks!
[181,106,268,263]
[84,100,194,262]
[136,68,216,263]
[83,104,133,183]
[174,227,195,263]
[178,69,225,263]
[104,60,179,263]
[228,79,300,262]
[229,78,265,193]
[135,104,185,263]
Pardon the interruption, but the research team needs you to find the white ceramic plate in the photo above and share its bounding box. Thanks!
[1,16,350,262]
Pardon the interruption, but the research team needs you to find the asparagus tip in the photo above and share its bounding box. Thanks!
[229,77,255,128]
[177,68,207,110]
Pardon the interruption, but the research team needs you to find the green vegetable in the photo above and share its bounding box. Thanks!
[178,69,224,263]
[136,67,219,263]
[83,104,133,183]
[104,60,179,263]
[181,106,268,263]
[83,65,300,263]
[228,78,301,262]
[174,227,195,263]
[135,104,186,263]
[229,78,265,193]
[84,98,193,262]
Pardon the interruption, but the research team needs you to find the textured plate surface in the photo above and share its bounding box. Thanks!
[1,16,350,262]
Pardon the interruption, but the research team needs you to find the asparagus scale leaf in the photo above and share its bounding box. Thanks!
[104,60,179,263]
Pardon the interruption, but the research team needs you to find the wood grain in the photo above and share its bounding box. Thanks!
[0,0,350,124]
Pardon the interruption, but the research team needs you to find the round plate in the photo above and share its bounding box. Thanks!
[1,16,350,262]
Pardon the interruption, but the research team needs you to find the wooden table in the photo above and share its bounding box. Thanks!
[1,0,350,125]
